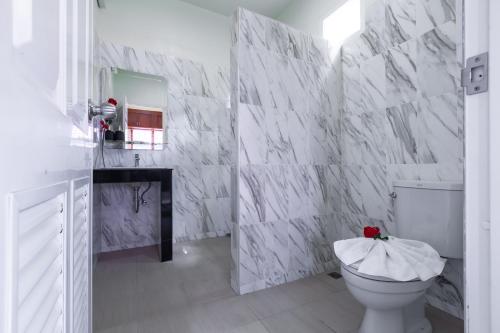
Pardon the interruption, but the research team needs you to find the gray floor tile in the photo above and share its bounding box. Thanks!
[244,285,301,320]
[427,306,464,333]
[94,238,463,333]
[261,310,336,333]
[190,296,259,333]
[223,321,271,333]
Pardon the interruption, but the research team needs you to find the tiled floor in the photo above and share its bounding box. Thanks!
[93,237,464,333]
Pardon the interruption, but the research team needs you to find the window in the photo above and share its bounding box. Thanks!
[323,0,361,55]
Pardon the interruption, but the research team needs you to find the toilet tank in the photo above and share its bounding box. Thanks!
[393,181,464,259]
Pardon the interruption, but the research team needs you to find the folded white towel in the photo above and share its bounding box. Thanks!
[334,237,446,281]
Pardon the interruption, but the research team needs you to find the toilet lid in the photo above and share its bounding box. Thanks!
[334,236,446,281]
[342,263,420,282]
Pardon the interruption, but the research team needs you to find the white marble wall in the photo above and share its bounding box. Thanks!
[94,39,236,251]
[340,0,464,318]
[231,8,343,294]
[233,0,464,319]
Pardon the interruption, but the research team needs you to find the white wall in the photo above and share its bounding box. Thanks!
[276,0,347,37]
[95,0,231,69]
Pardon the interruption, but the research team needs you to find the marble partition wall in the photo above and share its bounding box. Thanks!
[94,39,236,251]
[340,0,464,318]
[231,9,343,294]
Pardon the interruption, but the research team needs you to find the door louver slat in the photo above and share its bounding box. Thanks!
[7,182,67,333]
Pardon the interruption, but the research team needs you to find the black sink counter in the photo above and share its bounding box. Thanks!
[93,168,173,262]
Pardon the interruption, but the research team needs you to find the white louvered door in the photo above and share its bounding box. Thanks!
[6,183,68,333]
[70,178,90,333]
[0,0,93,332]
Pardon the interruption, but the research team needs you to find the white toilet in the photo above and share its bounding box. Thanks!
[340,181,463,333]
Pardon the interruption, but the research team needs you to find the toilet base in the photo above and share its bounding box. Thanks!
[357,297,432,333]
[359,308,404,333]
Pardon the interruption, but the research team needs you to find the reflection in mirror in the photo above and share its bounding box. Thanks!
[105,68,167,150]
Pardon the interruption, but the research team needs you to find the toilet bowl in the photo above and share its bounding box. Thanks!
[341,264,433,333]
[337,181,463,333]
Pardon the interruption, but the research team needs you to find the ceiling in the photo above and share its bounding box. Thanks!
[178,0,296,17]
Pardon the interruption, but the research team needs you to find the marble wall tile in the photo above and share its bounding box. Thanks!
[265,165,289,222]
[200,131,219,165]
[308,165,330,216]
[287,165,312,219]
[416,0,456,36]
[239,103,267,165]
[288,216,334,280]
[342,164,390,222]
[238,8,267,50]
[174,198,204,240]
[360,54,386,111]
[266,108,290,165]
[219,128,236,166]
[308,36,332,68]
[417,21,459,98]
[100,183,161,252]
[326,164,343,213]
[174,166,204,203]
[165,55,185,95]
[287,58,309,112]
[201,166,219,199]
[199,98,221,132]
[386,102,419,164]
[239,165,266,225]
[201,65,229,101]
[166,94,188,130]
[183,59,204,96]
[426,258,464,318]
[267,53,290,110]
[239,223,274,285]
[288,108,311,164]
[123,46,148,73]
[385,39,418,107]
[343,111,387,166]
[201,198,231,236]
[341,36,363,68]
[99,41,125,68]
[238,43,272,107]
[217,165,231,198]
[362,0,389,56]
[266,19,289,56]
[386,0,416,45]
[288,27,310,61]
[343,65,364,116]
[268,219,289,285]
[416,93,460,164]
[310,111,341,165]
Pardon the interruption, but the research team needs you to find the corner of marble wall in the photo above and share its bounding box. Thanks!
[233,8,343,295]
[340,0,464,319]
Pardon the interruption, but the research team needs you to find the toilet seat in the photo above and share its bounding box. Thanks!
[342,263,421,283]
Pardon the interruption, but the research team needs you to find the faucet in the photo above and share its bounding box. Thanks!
[134,153,140,167]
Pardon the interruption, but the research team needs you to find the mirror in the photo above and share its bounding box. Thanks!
[105,68,167,150]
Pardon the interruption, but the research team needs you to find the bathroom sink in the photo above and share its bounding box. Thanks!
[93,167,173,262]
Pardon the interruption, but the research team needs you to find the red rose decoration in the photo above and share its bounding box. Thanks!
[107,98,118,106]
[364,226,381,238]
[100,119,109,130]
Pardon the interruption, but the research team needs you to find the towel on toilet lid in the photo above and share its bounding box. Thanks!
[334,237,446,281]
